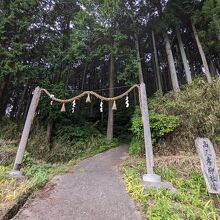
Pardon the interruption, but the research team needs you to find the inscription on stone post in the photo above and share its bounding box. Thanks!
[195,138,220,194]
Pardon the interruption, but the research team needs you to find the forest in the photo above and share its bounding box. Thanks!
[0,0,219,131]
[0,0,220,219]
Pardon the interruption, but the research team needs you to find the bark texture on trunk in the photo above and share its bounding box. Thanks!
[134,33,144,83]
[106,54,114,140]
[0,74,13,117]
[16,84,29,121]
[47,120,54,150]
[176,28,192,84]
[164,33,180,92]
[209,60,216,77]
[192,22,212,83]
[81,62,88,91]
[152,30,162,92]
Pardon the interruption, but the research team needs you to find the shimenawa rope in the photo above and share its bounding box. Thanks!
[41,84,140,103]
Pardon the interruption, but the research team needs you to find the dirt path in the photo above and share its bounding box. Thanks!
[13,144,144,220]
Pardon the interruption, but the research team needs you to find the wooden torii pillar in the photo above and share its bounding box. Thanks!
[8,87,41,176]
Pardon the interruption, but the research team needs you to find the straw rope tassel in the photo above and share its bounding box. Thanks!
[61,103,66,112]
[86,93,91,103]
[112,100,117,110]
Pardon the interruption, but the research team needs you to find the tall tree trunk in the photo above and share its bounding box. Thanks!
[152,30,162,92]
[10,96,18,119]
[0,81,6,103]
[176,28,192,84]
[16,84,29,121]
[162,68,168,91]
[81,62,88,91]
[0,91,10,117]
[167,65,172,90]
[0,74,12,117]
[134,33,144,83]
[216,60,220,74]
[175,44,184,83]
[46,120,54,150]
[191,22,212,82]
[164,33,180,92]
[106,54,115,140]
[209,60,216,77]
[186,47,195,76]
[23,92,32,122]
[79,62,88,110]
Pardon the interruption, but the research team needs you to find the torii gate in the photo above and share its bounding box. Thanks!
[8,83,161,184]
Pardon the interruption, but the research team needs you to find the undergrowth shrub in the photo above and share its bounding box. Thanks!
[45,136,118,163]
[0,115,119,213]
[55,123,101,141]
[22,152,68,189]
[0,139,16,165]
[26,122,118,162]
[0,118,118,163]
[149,77,220,151]
[130,108,178,154]
[0,119,20,140]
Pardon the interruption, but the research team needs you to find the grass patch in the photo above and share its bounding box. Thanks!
[0,136,119,217]
[23,152,69,189]
[0,157,68,217]
[123,155,220,220]
[0,119,120,217]
[44,136,119,163]
[0,165,29,215]
[79,138,119,160]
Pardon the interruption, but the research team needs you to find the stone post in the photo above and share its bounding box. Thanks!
[139,83,161,183]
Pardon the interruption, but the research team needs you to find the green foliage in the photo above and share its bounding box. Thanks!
[0,119,20,141]
[15,152,65,189]
[129,138,144,155]
[0,153,68,212]
[54,117,117,157]
[0,117,119,164]
[0,165,29,212]
[22,152,34,168]
[117,57,139,85]
[0,138,16,166]
[56,123,101,142]
[193,0,220,55]
[130,107,179,154]
[45,135,118,163]
[123,156,219,220]
[27,122,119,163]
[150,113,179,143]
[149,78,220,150]
[26,163,67,189]
[0,126,117,213]
[147,197,182,220]
[79,138,119,160]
